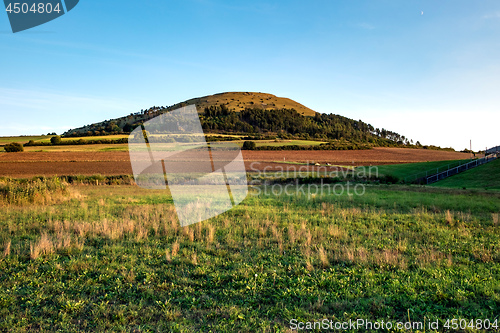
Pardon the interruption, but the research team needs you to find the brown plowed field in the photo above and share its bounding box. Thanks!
[0,148,470,178]
[243,148,471,165]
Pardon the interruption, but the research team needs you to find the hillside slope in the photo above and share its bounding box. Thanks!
[431,158,500,191]
[183,92,317,116]
[61,92,421,150]
[64,92,316,137]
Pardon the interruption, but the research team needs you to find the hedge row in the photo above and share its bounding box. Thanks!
[25,138,129,146]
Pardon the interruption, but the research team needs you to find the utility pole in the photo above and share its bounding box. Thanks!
[470,140,472,160]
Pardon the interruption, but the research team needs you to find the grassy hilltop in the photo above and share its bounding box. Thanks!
[182,92,317,116]
[60,92,421,151]
[63,92,317,137]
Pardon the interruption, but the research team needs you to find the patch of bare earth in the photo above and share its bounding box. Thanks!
[0,148,470,177]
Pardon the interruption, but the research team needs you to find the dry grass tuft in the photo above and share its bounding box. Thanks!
[334,246,407,268]
[378,249,401,267]
[74,237,85,250]
[206,224,215,244]
[446,254,453,267]
[328,225,345,239]
[74,221,90,238]
[152,219,159,236]
[195,223,203,240]
[124,270,136,283]
[171,240,180,258]
[318,246,330,268]
[473,249,493,263]
[3,240,11,257]
[30,232,54,259]
[300,220,307,233]
[271,226,283,252]
[445,210,454,226]
[29,226,86,260]
[55,230,72,249]
[170,216,179,234]
[183,227,195,242]
[355,247,368,263]
[305,230,312,247]
[416,248,452,267]
[135,224,148,241]
[306,260,314,271]
[493,213,499,226]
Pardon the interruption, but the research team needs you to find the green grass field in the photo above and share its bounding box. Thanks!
[0,135,325,153]
[35,134,129,143]
[0,136,49,145]
[431,158,500,191]
[0,178,498,332]
[357,159,470,183]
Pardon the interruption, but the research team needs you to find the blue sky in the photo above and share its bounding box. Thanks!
[1,0,499,151]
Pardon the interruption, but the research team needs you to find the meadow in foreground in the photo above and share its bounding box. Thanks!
[0,178,499,332]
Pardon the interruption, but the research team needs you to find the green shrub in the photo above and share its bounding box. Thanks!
[4,142,24,152]
[50,135,62,145]
[242,141,256,150]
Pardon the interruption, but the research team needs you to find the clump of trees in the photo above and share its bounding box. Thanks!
[4,142,24,152]
[50,136,62,145]
[199,106,413,146]
[26,137,128,147]
[61,104,431,151]
[242,141,256,150]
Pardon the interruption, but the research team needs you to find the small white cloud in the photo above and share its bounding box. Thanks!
[482,11,500,19]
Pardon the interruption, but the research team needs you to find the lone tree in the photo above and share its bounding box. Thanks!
[4,142,24,152]
[50,135,62,145]
[242,141,256,150]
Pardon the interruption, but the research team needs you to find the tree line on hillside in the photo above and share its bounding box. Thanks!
[63,105,419,147]
[200,105,415,147]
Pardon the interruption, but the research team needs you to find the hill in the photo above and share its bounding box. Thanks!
[62,91,420,149]
[63,92,316,137]
[182,92,317,116]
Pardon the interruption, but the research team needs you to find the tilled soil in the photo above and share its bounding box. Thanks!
[0,148,470,178]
